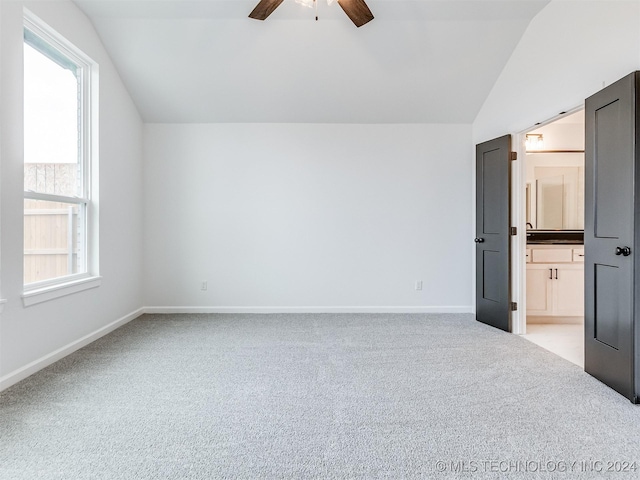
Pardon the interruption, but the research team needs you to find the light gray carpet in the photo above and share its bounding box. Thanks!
[1,313,639,479]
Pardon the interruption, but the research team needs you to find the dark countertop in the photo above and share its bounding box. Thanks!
[526,230,584,245]
[527,240,584,245]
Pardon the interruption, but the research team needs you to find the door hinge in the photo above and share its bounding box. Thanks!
[510,302,518,311]
[510,226,517,236]
[510,151,518,161]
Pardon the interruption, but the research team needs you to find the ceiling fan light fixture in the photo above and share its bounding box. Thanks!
[295,0,315,8]
[249,0,373,27]
[295,0,338,8]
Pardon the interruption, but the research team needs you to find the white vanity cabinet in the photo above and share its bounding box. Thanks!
[526,245,584,319]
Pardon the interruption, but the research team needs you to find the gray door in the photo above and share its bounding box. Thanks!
[585,72,638,403]
[476,135,511,332]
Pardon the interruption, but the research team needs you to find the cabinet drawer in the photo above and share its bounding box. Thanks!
[531,248,573,263]
[573,248,585,262]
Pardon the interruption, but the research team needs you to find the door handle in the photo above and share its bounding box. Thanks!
[474,238,485,243]
[555,268,558,279]
[615,246,631,257]
[549,268,553,280]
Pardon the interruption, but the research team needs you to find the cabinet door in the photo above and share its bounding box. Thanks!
[553,264,584,316]
[526,264,553,315]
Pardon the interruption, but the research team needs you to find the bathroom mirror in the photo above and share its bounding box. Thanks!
[526,152,584,230]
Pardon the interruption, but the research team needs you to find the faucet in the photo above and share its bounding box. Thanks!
[526,222,533,229]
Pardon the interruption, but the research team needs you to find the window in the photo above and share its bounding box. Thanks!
[23,11,99,303]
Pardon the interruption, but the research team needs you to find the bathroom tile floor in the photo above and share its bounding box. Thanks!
[523,323,584,368]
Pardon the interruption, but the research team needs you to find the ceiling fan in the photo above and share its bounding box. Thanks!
[249,0,374,28]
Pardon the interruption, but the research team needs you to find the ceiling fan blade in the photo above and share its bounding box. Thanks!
[249,0,285,21]
[338,0,374,27]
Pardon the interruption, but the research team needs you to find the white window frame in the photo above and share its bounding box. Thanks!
[22,10,100,306]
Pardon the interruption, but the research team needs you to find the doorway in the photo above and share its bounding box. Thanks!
[515,109,586,367]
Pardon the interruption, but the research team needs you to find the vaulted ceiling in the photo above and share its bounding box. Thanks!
[74,0,551,123]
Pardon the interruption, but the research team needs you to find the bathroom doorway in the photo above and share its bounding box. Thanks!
[518,109,585,367]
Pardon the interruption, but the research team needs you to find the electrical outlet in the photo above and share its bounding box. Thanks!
[201,281,208,291]
[415,280,423,291]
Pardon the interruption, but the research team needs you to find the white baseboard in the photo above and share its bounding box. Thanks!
[144,306,474,314]
[0,307,144,392]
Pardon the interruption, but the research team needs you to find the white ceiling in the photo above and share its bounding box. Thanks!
[73,0,551,123]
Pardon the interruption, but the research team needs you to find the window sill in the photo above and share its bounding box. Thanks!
[22,276,102,307]
[0,299,6,314]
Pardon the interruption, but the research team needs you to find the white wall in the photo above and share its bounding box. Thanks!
[0,1,4,315]
[473,0,640,142]
[143,124,473,312]
[529,122,584,152]
[0,1,144,384]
